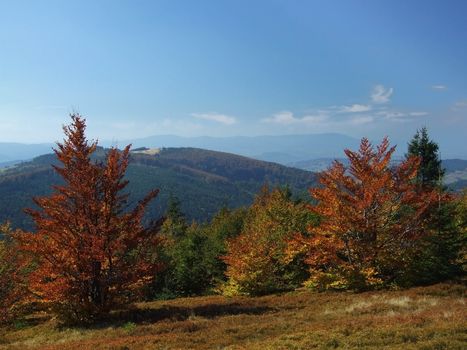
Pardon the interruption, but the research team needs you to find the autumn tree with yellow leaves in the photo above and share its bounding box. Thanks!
[223,187,315,296]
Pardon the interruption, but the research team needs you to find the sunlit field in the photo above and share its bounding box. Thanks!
[1,283,465,350]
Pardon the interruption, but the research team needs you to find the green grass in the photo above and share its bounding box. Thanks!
[0,283,465,349]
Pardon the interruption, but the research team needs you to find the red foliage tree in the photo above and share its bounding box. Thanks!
[289,137,440,290]
[16,115,162,322]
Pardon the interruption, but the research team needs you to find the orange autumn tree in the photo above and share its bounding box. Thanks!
[0,223,30,324]
[16,115,162,323]
[289,137,439,290]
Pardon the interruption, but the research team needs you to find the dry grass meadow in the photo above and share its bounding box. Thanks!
[0,283,465,350]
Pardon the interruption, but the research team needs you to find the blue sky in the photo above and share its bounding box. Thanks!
[0,0,466,153]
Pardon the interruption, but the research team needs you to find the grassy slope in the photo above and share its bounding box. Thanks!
[1,283,465,350]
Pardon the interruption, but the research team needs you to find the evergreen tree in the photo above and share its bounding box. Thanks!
[407,127,445,188]
[405,128,464,285]
[151,206,247,298]
[161,194,188,238]
[455,190,467,273]
[167,194,185,223]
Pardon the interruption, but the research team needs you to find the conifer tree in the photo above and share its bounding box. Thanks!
[407,127,444,188]
[406,128,463,284]
[161,194,188,238]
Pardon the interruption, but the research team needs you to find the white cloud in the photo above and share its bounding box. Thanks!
[350,116,374,125]
[301,115,329,123]
[409,111,429,116]
[371,85,393,104]
[431,85,447,90]
[374,110,428,122]
[262,111,296,124]
[376,110,421,123]
[379,111,406,119]
[262,111,328,125]
[452,100,467,111]
[339,104,372,113]
[192,112,236,125]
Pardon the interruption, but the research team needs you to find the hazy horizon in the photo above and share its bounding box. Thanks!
[0,0,466,153]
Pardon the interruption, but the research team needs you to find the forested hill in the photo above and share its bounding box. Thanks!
[0,147,317,230]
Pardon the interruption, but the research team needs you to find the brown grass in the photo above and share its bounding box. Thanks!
[0,283,465,350]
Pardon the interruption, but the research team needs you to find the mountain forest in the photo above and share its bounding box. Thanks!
[0,115,465,349]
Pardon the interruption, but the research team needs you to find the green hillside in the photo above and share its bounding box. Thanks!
[0,147,317,230]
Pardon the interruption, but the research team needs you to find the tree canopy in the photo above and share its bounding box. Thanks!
[16,115,163,322]
[289,137,440,290]
[407,127,445,189]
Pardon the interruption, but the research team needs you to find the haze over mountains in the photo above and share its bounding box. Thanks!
[0,133,359,165]
[0,147,316,230]
[2,132,465,194]
[115,133,361,164]
[0,143,56,164]
[1,142,466,230]
[3,132,466,167]
[289,157,467,192]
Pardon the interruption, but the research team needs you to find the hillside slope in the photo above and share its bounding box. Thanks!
[0,147,316,230]
[0,283,464,349]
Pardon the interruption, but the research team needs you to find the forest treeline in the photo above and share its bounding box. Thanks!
[0,115,465,325]
[0,143,316,231]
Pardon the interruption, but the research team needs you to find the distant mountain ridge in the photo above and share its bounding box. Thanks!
[0,147,317,230]
[443,159,467,191]
[0,143,54,163]
[288,158,467,191]
[2,133,466,165]
[108,133,361,163]
[0,133,358,164]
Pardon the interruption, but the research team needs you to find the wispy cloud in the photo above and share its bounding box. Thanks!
[378,111,405,119]
[374,110,427,122]
[431,85,447,90]
[192,112,236,125]
[262,111,328,125]
[339,104,372,113]
[451,100,467,111]
[262,111,295,124]
[409,111,429,116]
[260,83,434,133]
[371,85,393,104]
[350,116,374,125]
